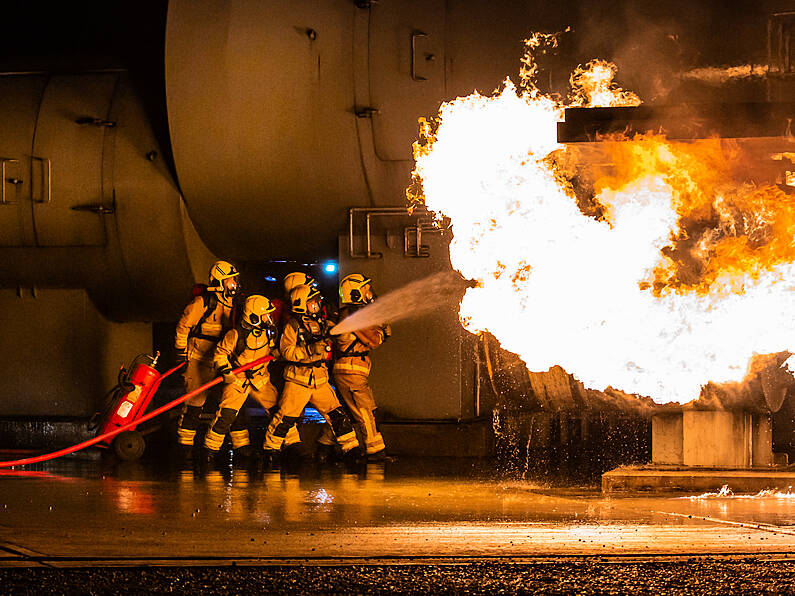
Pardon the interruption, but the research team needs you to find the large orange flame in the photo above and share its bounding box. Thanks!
[409,37,795,404]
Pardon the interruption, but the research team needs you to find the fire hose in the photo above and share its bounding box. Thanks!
[0,356,273,468]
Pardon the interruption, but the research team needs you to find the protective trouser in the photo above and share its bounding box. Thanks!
[176,359,216,446]
[204,381,300,451]
[331,373,385,455]
[264,381,359,452]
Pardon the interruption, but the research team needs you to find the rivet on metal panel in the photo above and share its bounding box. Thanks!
[306,28,317,41]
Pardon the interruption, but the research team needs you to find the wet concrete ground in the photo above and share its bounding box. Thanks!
[0,451,794,592]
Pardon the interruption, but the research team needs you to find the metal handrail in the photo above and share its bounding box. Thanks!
[1,159,19,205]
[348,207,411,258]
[32,157,51,204]
[410,30,428,82]
[348,207,443,258]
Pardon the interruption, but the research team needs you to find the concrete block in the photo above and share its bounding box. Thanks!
[652,413,683,465]
[603,466,795,493]
[752,414,774,467]
[652,410,775,468]
[682,410,746,467]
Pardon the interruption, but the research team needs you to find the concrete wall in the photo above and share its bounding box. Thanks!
[0,289,151,416]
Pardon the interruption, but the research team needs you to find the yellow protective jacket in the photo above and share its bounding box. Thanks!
[332,314,390,376]
[175,293,235,362]
[280,316,331,387]
[214,326,277,390]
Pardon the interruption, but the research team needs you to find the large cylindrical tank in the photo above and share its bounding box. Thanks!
[164,0,579,261]
[0,70,216,321]
[0,0,775,315]
[165,0,776,262]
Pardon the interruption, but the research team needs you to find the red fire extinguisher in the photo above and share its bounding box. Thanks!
[93,352,170,460]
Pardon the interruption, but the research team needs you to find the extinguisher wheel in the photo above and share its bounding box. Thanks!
[113,430,146,461]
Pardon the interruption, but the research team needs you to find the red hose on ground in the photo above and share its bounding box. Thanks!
[0,356,273,468]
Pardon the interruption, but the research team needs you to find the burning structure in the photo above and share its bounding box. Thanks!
[407,25,795,486]
[0,1,794,487]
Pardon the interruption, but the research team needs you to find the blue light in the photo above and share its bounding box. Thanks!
[264,275,277,282]
[323,262,337,274]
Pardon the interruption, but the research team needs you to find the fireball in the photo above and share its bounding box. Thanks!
[409,36,795,404]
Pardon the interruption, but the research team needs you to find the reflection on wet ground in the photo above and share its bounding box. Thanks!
[0,451,794,568]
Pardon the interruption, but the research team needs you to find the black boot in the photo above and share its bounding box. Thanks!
[233,444,253,467]
[177,444,194,465]
[261,448,280,470]
[366,449,388,463]
[315,443,338,465]
[201,447,220,466]
[342,446,365,467]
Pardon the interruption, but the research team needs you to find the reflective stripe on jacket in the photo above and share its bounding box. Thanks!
[332,318,388,376]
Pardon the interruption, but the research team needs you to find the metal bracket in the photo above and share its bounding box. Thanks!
[1,159,19,204]
[353,0,377,8]
[355,107,380,118]
[75,117,117,128]
[71,203,115,215]
[404,226,430,258]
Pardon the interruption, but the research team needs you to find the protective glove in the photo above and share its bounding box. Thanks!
[312,340,332,357]
[217,365,237,384]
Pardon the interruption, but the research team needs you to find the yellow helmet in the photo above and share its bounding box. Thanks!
[208,260,239,294]
[242,295,275,329]
[339,273,373,305]
[289,283,322,315]
[283,272,316,295]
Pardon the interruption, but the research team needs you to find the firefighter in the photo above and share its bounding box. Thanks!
[331,274,390,460]
[263,283,360,459]
[204,295,300,462]
[175,260,240,457]
[276,271,317,329]
[283,271,317,295]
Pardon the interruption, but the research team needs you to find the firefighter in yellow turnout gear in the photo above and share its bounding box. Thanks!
[332,274,390,458]
[204,295,300,459]
[175,260,239,451]
[263,284,360,455]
